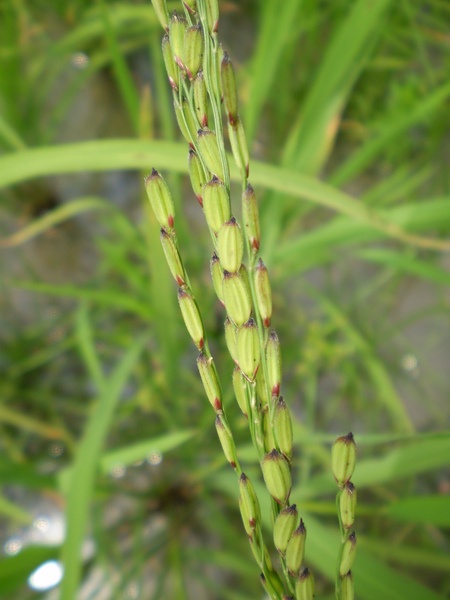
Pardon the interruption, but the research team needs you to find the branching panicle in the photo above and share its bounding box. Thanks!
[147,1,356,598]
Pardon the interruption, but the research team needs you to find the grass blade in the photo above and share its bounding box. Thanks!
[59,335,147,599]
[386,495,450,526]
[282,0,392,175]
[12,281,151,320]
[0,140,448,251]
[75,303,106,395]
[331,81,450,186]
[100,429,197,473]
[357,248,450,287]
[245,0,304,143]
[0,197,111,248]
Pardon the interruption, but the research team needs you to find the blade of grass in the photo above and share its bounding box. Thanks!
[12,281,151,320]
[0,114,27,150]
[100,429,197,473]
[305,285,415,433]
[273,198,450,275]
[386,495,450,526]
[0,140,448,251]
[59,334,147,600]
[244,0,305,143]
[0,457,56,490]
[0,494,32,524]
[75,303,106,394]
[357,248,450,287]
[330,81,450,186]
[0,403,73,445]
[360,535,450,572]
[0,197,111,248]
[282,0,393,175]
[100,0,140,133]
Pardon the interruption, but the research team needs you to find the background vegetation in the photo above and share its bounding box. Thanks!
[0,0,449,598]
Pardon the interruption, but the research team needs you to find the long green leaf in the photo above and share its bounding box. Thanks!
[282,0,392,175]
[0,197,111,248]
[306,286,415,433]
[357,248,450,286]
[12,281,151,319]
[0,494,32,524]
[100,429,197,473]
[274,198,450,274]
[331,81,450,186]
[386,495,450,526]
[75,303,106,395]
[245,0,305,143]
[0,140,448,251]
[59,336,147,600]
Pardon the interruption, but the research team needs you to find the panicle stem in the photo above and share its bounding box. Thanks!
[148,1,311,597]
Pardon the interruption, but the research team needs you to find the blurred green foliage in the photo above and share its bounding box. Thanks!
[0,0,449,598]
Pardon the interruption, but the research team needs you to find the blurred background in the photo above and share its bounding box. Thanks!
[0,0,449,598]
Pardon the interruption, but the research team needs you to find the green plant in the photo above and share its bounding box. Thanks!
[146,1,350,597]
[0,1,449,599]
